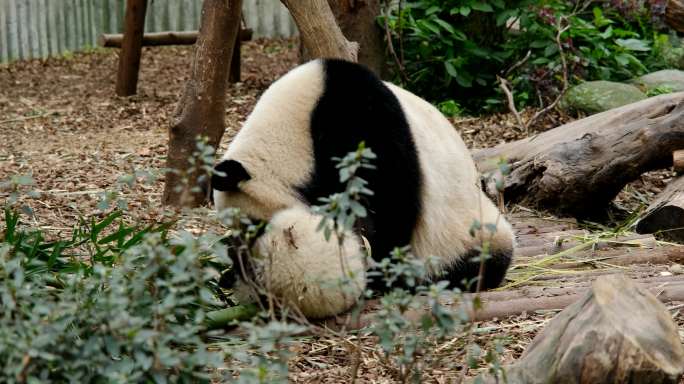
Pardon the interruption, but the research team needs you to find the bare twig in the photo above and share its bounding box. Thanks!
[503,50,531,77]
[0,109,68,125]
[499,17,571,133]
[382,3,409,84]
[497,76,526,131]
[524,21,571,130]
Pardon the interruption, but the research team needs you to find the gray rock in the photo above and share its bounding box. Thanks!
[561,81,647,114]
[631,69,684,94]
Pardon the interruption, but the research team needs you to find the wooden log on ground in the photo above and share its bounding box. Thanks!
[475,276,684,320]
[471,275,684,384]
[551,245,684,269]
[514,233,656,258]
[473,93,684,218]
[666,0,684,33]
[98,29,253,48]
[322,275,684,330]
[115,0,148,96]
[637,176,684,242]
[472,274,684,306]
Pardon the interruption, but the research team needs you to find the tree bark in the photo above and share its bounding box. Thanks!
[281,0,359,62]
[115,0,148,96]
[473,92,684,218]
[304,0,385,75]
[636,175,684,241]
[666,0,684,33]
[471,275,684,384]
[98,29,252,48]
[162,0,243,207]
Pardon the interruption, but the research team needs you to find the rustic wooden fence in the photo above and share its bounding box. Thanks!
[0,0,297,63]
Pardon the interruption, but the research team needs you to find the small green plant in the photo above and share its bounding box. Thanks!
[438,99,464,117]
[646,84,675,97]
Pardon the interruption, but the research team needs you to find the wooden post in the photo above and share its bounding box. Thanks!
[229,24,242,83]
[115,0,148,96]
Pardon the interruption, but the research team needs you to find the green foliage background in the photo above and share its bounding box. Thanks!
[383,0,681,114]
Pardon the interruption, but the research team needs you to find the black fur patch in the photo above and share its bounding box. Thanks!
[439,248,513,292]
[297,59,423,289]
[212,159,251,192]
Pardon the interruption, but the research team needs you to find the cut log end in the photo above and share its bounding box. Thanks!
[636,175,684,242]
[674,149,684,173]
[472,274,684,384]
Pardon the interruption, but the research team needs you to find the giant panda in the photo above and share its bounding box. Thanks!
[212,58,514,319]
[230,205,367,319]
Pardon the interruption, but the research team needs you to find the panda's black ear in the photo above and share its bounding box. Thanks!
[212,160,251,191]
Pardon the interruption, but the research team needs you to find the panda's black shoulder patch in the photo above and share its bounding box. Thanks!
[299,59,422,269]
[212,159,251,192]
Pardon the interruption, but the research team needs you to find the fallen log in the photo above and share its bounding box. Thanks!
[552,244,684,269]
[636,175,684,242]
[473,275,684,305]
[98,29,253,48]
[471,275,684,384]
[473,93,684,218]
[321,275,684,330]
[514,233,656,258]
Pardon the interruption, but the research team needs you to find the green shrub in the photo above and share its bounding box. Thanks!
[383,0,677,113]
[0,227,229,383]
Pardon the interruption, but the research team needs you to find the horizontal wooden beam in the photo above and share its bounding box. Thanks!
[99,29,253,48]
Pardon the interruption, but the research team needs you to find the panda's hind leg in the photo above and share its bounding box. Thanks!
[439,248,513,292]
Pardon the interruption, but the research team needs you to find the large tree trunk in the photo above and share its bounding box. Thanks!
[162,0,243,207]
[471,275,684,384]
[281,0,359,62]
[473,92,684,218]
[304,0,385,76]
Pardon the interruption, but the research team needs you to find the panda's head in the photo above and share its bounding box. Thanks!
[211,157,305,221]
[210,59,326,220]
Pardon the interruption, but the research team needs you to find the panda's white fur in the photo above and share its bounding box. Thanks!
[214,59,514,318]
[233,206,366,319]
[213,62,324,221]
[383,83,514,279]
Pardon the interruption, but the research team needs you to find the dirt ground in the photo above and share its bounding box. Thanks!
[2,40,684,382]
